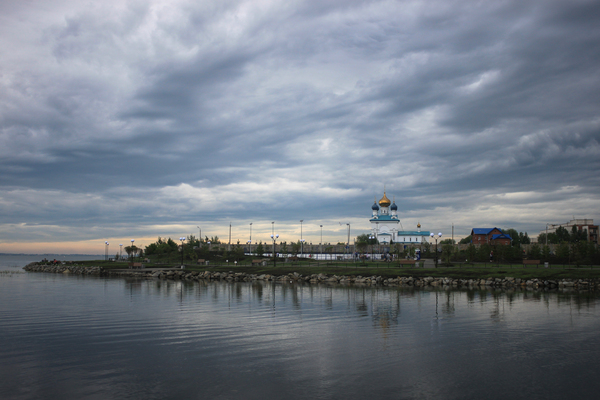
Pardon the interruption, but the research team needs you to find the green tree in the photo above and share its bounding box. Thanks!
[556,242,570,263]
[503,229,519,246]
[466,244,476,263]
[255,241,265,256]
[441,244,453,265]
[291,241,301,255]
[542,245,551,261]
[556,227,570,243]
[528,243,541,260]
[459,235,472,244]
[356,234,376,253]
[570,226,587,243]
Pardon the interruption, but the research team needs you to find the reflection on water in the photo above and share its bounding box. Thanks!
[2,273,600,399]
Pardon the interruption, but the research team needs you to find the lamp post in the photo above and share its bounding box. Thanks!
[249,222,252,255]
[197,226,201,243]
[105,241,109,261]
[430,232,442,268]
[271,234,279,267]
[369,234,376,262]
[346,223,351,260]
[179,237,186,268]
[130,239,135,264]
[119,244,123,260]
[375,222,380,260]
[300,220,304,258]
[320,225,323,258]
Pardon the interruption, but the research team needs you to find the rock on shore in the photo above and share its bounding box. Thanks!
[22,263,599,291]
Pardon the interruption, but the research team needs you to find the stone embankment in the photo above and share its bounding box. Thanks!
[23,263,600,290]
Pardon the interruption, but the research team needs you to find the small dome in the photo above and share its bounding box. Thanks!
[417,222,421,228]
[378,192,391,207]
[372,201,379,211]
[390,201,398,211]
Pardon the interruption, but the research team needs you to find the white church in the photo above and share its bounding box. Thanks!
[370,191,431,244]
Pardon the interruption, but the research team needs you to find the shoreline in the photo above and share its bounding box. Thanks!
[23,262,600,291]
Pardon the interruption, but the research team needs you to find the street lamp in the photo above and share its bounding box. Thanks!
[179,237,186,268]
[300,220,304,257]
[130,239,135,264]
[249,222,253,255]
[320,225,323,258]
[430,232,442,268]
[105,241,109,261]
[346,223,351,260]
[119,244,123,260]
[197,226,201,243]
[369,234,376,262]
[271,234,279,267]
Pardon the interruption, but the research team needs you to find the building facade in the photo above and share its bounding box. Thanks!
[540,219,599,245]
[370,191,430,244]
[471,228,512,245]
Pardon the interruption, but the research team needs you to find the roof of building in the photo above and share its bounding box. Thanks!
[491,233,512,241]
[472,227,501,235]
[397,231,431,236]
[378,192,391,207]
[370,215,399,222]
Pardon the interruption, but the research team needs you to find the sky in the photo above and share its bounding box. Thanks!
[1,0,599,254]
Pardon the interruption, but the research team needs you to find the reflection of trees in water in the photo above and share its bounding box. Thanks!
[140,280,600,321]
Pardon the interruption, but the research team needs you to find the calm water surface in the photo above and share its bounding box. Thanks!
[1,262,600,399]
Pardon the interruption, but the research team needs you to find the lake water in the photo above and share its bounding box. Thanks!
[1,257,600,399]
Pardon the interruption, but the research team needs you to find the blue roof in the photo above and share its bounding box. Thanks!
[370,215,399,222]
[472,227,501,235]
[491,233,512,241]
[398,231,431,236]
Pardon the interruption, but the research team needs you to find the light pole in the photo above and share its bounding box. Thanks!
[376,222,380,259]
[105,241,109,261]
[320,225,323,258]
[300,220,303,258]
[197,226,201,243]
[346,223,351,260]
[249,222,252,255]
[430,232,442,268]
[179,237,186,268]
[271,234,279,267]
[272,221,274,236]
[369,234,376,262]
[130,239,135,264]
[119,243,123,260]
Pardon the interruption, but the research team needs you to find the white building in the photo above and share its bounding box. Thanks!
[370,192,430,244]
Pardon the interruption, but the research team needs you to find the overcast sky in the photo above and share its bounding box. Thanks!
[1,0,599,254]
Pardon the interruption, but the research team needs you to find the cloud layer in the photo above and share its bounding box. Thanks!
[1,0,599,252]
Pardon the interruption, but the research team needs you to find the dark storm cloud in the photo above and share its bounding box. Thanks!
[0,0,599,249]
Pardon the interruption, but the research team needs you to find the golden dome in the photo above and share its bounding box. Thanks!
[417,222,421,228]
[378,192,391,207]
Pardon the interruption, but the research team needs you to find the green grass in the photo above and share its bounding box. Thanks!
[66,257,600,280]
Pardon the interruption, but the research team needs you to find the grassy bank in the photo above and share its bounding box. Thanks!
[71,258,600,280]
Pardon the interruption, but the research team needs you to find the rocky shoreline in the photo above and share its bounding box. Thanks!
[22,262,600,291]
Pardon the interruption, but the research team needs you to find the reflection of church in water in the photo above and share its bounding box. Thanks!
[370,191,431,245]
